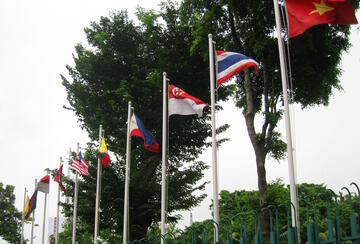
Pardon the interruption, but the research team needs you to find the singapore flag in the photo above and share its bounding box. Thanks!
[168,85,209,117]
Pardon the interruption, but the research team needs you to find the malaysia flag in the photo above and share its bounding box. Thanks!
[168,85,209,117]
[217,51,259,86]
[130,114,159,152]
[71,152,90,176]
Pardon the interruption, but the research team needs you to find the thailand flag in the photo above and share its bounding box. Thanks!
[217,51,259,86]
[168,85,209,117]
[130,114,159,152]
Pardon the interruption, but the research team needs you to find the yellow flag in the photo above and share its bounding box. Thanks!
[99,136,107,153]
[24,196,30,220]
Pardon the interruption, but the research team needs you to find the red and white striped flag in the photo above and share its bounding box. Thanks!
[168,85,209,117]
[71,152,90,176]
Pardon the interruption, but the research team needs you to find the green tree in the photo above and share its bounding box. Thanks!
[179,0,359,240]
[0,183,22,244]
[61,4,229,241]
[187,180,359,243]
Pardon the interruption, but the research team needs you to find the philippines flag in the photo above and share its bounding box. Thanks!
[130,114,159,152]
[168,85,209,117]
[71,152,90,176]
[217,51,259,86]
[54,165,66,192]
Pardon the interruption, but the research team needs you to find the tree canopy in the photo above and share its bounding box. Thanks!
[180,0,358,223]
[0,182,22,244]
[61,3,230,240]
[178,0,358,240]
[61,0,359,241]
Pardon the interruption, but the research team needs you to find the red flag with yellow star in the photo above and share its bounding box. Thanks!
[285,0,358,38]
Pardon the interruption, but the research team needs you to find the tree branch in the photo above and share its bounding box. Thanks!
[227,6,242,50]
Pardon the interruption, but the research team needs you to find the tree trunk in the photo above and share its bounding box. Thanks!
[242,69,270,243]
[255,150,270,243]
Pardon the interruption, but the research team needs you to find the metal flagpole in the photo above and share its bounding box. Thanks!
[41,173,48,244]
[272,0,300,231]
[94,124,103,244]
[161,72,169,244]
[55,157,63,244]
[21,187,27,244]
[123,101,133,243]
[72,143,80,244]
[66,148,71,205]
[208,34,220,243]
[31,179,37,244]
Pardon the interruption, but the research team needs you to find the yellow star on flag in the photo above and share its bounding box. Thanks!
[309,0,335,15]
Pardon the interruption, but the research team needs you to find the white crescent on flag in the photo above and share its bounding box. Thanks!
[168,85,209,117]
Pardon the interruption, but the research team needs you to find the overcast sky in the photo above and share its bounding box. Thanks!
[0,0,359,243]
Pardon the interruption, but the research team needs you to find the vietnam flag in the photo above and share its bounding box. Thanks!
[285,0,358,38]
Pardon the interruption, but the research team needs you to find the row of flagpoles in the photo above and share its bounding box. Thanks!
[20,1,358,242]
[21,158,66,244]
[19,39,287,244]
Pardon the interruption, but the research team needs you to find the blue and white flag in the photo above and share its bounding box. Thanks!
[217,51,259,86]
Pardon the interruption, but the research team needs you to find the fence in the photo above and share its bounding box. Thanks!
[127,182,360,244]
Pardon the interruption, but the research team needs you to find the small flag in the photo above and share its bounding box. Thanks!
[99,136,110,167]
[54,165,66,192]
[168,85,209,117]
[130,114,159,152]
[25,190,38,220]
[23,195,30,220]
[37,175,50,193]
[71,152,90,176]
[285,0,358,38]
[216,51,259,86]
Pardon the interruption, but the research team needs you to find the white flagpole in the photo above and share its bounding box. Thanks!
[123,101,133,244]
[66,148,71,206]
[161,72,169,244]
[272,0,300,231]
[21,187,27,244]
[94,124,103,244]
[41,173,48,244]
[31,179,37,244]
[72,143,80,244]
[55,157,63,244]
[208,34,220,243]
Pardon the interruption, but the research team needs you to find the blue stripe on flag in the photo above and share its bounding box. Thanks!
[218,53,251,73]
[134,115,156,147]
